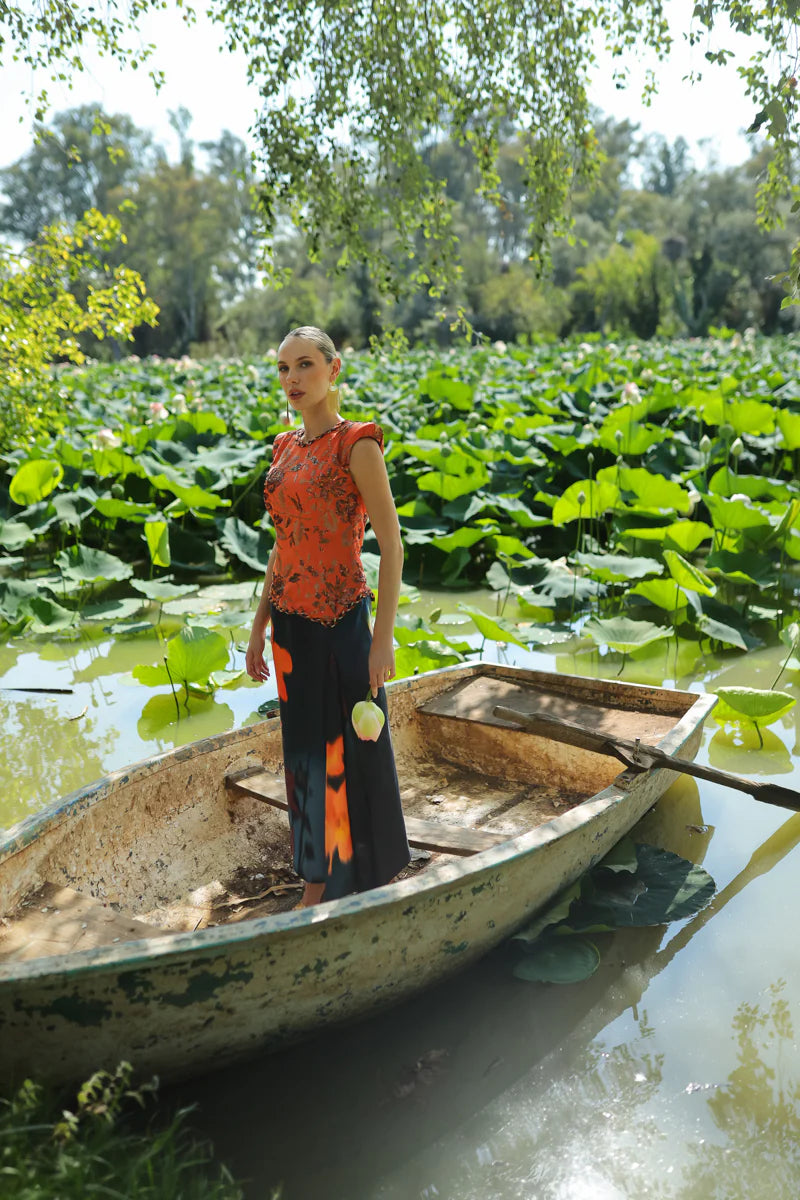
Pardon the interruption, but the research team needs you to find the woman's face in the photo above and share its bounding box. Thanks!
[277,337,340,416]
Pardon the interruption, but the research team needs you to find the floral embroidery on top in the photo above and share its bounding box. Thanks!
[263,419,383,624]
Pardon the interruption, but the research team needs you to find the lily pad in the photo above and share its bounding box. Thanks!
[566,844,716,930]
[55,544,133,585]
[512,938,600,984]
[132,625,229,689]
[582,615,674,654]
[9,460,63,506]
[713,687,796,727]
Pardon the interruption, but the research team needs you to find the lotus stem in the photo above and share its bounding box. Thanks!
[163,656,180,722]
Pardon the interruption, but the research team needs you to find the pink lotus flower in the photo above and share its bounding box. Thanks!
[351,690,386,741]
[149,401,168,421]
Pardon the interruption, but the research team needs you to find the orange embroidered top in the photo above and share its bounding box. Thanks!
[263,419,384,625]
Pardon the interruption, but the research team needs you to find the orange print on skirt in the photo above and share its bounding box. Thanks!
[271,640,293,702]
[325,734,353,870]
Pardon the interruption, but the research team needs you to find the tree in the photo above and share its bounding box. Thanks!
[0,105,158,240]
[5,2,800,317]
[0,209,158,446]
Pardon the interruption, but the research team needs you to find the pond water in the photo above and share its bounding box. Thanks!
[1,594,799,1200]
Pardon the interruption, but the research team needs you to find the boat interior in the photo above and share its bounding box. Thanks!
[0,668,697,965]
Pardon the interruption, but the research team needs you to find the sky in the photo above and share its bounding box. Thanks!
[0,3,761,173]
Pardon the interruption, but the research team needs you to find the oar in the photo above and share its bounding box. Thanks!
[493,705,800,813]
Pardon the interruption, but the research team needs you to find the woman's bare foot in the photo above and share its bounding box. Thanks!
[295,881,325,909]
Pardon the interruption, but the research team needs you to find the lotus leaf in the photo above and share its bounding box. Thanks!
[133,625,229,688]
[629,578,688,612]
[9,460,63,506]
[416,465,490,501]
[144,519,171,569]
[713,687,796,726]
[220,517,273,571]
[582,615,674,653]
[566,845,716,930]
[663,549,716,596]
[573,552,661,582]
[704,494,771,531]
[777,409,800,450]
[94,498,156,521]
[512,938,600,984]
[512,881,582,944]
[0,520,34,551]
[552,479,619,525]
[24,595,76,631]
[457,603,528,647]
[55,544,133,584]
[131,577,193,602]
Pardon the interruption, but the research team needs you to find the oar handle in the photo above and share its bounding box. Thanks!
[492,705,800,814]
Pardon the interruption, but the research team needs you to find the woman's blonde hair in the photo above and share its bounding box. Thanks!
[281,326,341,411]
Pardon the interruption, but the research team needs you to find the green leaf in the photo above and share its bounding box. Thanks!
[573,552,660,582]
[582,615,674,653]
[629,578,688,612]
[9,460,63,506]
[566,844,715,929]
[513,938,600,984]
[94,497,156,521]
[144,519,171,569]
[416,466,490,501]
[663,549,716,596]
[713,687,796,726]
[130,577,193,602]
[512,881,582,944]
[0,519,34,551]
[133,625,229,688]
[219,517,273,571]
[552,479,619,526]
[456,603,528,647]
[55,544,133,584]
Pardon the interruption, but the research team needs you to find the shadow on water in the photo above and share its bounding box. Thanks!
[165,779,800,1200]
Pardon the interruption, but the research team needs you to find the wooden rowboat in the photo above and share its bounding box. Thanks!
[0,662,715,1088]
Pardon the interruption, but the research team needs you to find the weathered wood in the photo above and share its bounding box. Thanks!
[225,771,509,855]
[0,883,169,962]
[493,705,800,813]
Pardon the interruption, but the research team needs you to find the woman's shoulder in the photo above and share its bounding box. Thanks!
[336,419,384,465]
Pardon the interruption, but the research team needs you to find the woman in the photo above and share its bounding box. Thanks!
[245,326,410,907]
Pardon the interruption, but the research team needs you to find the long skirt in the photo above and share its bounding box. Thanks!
[270,598,410,900]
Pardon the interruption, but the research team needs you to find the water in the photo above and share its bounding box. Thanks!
[2,602,799,1200]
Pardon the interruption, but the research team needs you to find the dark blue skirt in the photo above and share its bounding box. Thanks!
[270,598,410,900]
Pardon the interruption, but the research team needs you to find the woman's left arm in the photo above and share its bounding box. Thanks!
[349,437,404,697]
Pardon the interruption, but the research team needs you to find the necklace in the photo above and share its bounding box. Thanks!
[296,420,345,447]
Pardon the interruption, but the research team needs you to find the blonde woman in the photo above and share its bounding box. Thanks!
[246,326,409,908]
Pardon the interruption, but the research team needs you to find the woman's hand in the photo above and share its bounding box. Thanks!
[368,632,396,698]
[246,629,271,682]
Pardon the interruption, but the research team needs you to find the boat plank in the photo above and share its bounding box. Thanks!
[418,675,679,743]
[226,771,508,856]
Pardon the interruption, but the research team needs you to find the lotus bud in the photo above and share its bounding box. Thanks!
[615,429,623,444]
[622,381,640,403]
[440,445,452,459]
[700,434,712,455]
[577,490,587,507]
[731,437,744,459]
[587,451,595,467]
[687,488,701,514]
[589,401,597,414]
[352,690,386,741]
[640,368,654,383]
[493,340,508,353]
[503,416,515,430]
[95,428,121,449]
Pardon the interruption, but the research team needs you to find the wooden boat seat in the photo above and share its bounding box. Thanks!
[225,769,509,857]
[0,882,170,963]
[416,674,679,742]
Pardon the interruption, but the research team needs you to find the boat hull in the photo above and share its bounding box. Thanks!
[0,664,714,1088]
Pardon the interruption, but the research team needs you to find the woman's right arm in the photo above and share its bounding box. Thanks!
[245,546,277,681]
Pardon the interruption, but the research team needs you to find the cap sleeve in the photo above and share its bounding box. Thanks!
[271,430,291,466]
[338,420,384,467]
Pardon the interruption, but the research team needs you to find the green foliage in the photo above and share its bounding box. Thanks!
[0,208,158,447]
[5,2,800,315]
[0,1062,242,1199]
[510,841,716,985]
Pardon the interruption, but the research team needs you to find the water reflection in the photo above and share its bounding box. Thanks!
[166,782,729,1200]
